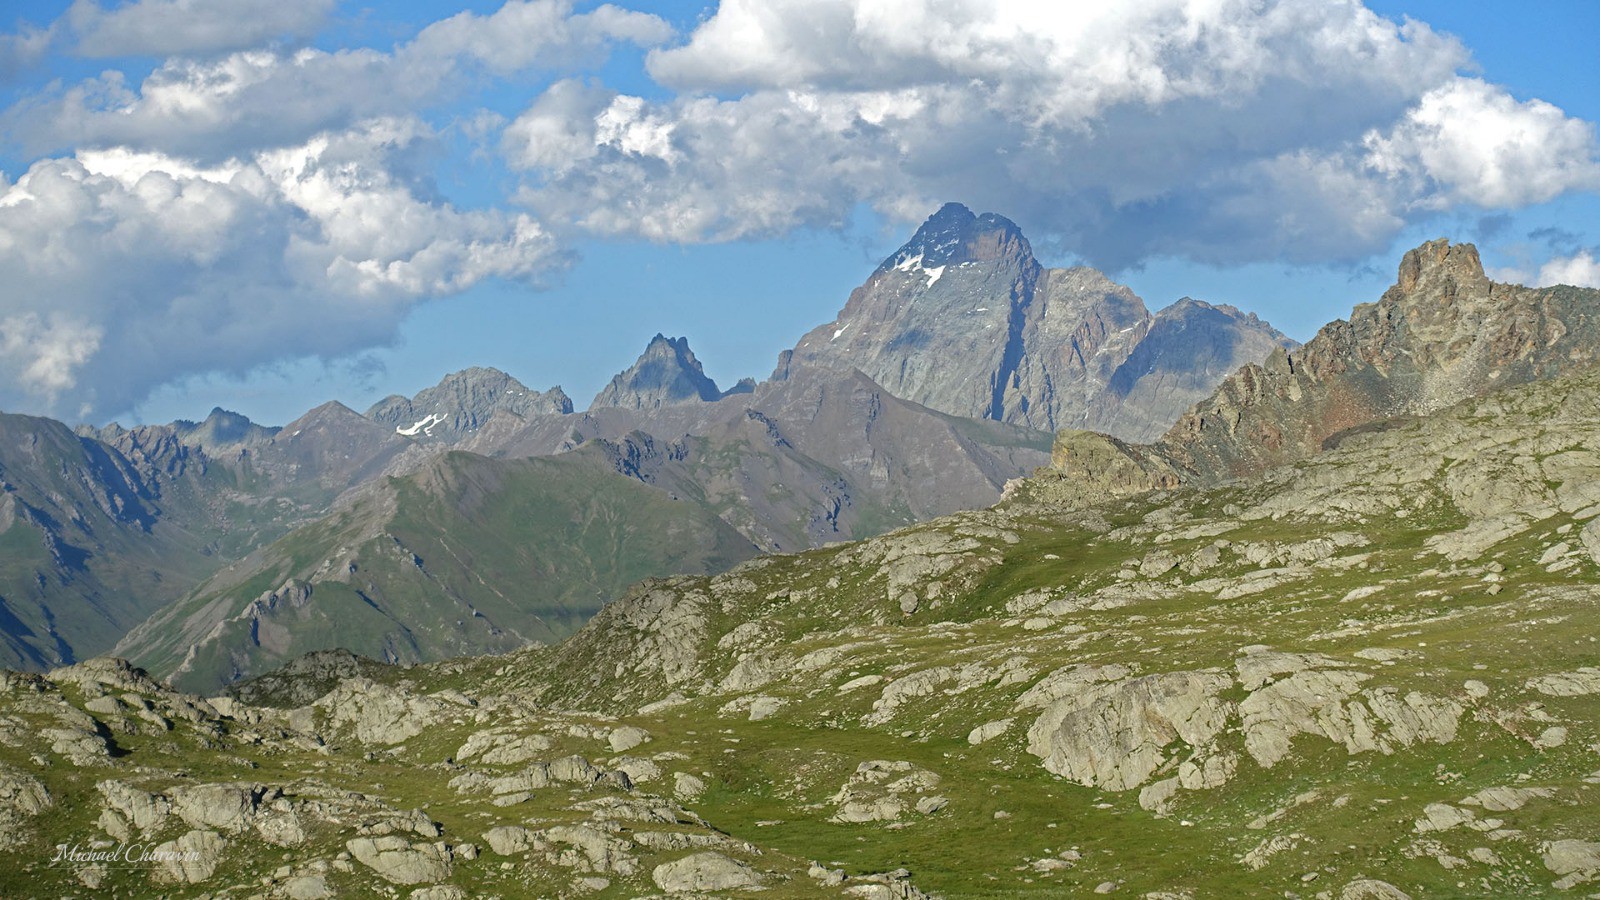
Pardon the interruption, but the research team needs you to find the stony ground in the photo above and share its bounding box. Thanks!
[5,368,1600,898]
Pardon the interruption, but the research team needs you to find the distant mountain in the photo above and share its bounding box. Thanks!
[591,334,746,411]
[0,412,204,669]
[116,448,758,693]
[0,400,439,670]
[779,202,1295,441]
[366,367,572,441]
[462,366,1054,552]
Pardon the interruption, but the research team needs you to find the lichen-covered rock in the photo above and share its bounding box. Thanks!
[1026,669,1231,790]
[455,729,552,765]
[543,824,638,876]
[316,679,446,745]
[346,836,452,885]
[98,780,171,837]
[652,851,761,893]
[829,760,942,823]
[149,829,226,884]
[483,825,532,856]
[0,765,51,818]
[1528,668,1600,697]
[169,783,257,834]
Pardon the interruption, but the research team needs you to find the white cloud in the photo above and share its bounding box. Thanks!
[9,0,671,162]
[506,0,1600,268]
[67,0,336,58]
[1531,251,1600,289]
[1363,78,1600,209]
[0,120,561,420]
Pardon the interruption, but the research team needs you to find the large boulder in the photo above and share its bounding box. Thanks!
[346,836,453,885]
[652,851,762,893]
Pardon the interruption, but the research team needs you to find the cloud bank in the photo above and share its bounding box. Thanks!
[510,0,1600,267]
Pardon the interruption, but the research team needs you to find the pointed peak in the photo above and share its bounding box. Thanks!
[591,334,722,410]
[879,202,1032,274]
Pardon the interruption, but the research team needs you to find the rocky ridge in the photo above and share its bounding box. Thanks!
[1028,238,1600,506]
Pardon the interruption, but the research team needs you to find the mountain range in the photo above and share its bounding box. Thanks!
[0,203,1317,689]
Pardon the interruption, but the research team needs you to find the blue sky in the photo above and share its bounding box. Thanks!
[1,1,1597,426]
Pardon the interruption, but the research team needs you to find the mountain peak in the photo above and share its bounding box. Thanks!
[591,335,725,411]
[879,202,1032,273]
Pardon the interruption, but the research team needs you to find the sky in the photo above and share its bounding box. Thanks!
[0,0,1597,427]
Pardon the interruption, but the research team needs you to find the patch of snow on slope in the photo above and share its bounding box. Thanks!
[397,413,447,437]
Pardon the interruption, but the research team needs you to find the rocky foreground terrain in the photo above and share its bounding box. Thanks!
[5,348,1600,897]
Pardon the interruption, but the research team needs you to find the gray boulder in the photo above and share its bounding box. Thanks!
[652,851,762,893]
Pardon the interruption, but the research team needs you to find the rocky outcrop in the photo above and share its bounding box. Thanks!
[1162,239,1600,481]
[150,830,227,884]
[346,836,453,885]
[651,852,761,893]
[315,678,448,745]
[1025,667,1232,791]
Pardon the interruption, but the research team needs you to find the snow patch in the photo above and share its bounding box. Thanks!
[397,413,447,437]
[895,252,924,272]
[832,323,850,340]
[924,266,945,286]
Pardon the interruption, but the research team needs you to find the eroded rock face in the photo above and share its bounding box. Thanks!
[1165,239,1600,481]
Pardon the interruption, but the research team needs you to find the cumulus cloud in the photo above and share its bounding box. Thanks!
[0,0,672,419]
[0,20,56,83]
[506,0,1600,268]
[67,0,336,58]
[1529,251,1600,289]
[0,119,560,420]
[8,0,671,162]
[1363,78,1600,208]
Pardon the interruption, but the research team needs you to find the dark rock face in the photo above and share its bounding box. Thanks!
[366,367,571,441]
[1160,239,1600,481]
[780,203,1294,441]
[590,335,728,411]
